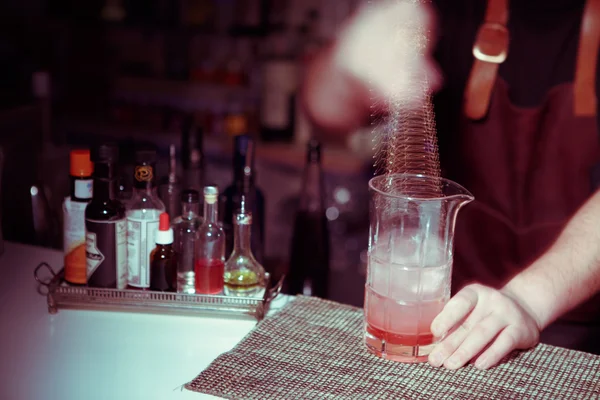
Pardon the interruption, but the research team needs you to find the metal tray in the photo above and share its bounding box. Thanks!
[34,262,284,320]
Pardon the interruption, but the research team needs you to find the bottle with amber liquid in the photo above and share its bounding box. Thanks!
[195,186,225,294]
[150,213,177,292]
[224,195,266,296]
[64,149,94,285]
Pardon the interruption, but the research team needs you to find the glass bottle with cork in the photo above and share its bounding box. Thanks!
[126,148,165,290]
[64,149,94,286]
[287,140,330,298]
[85,144,127,289]
[195,186,225,295]
[224,195,266,296]
[150,212,178,292]
[172,189,202,294]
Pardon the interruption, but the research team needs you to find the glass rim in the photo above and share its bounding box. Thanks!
[368,173,474,201]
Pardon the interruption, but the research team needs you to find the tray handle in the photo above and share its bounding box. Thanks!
[34,262,59,286]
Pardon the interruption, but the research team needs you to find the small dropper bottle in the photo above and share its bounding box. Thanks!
[150,212,178,292]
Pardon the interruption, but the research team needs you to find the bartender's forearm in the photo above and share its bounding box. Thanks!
[503,190,600,330]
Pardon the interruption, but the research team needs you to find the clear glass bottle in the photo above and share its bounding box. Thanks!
[195,186,225,295]
[224,195,266,296]
[126,149,166,290]
[172,189,202,294]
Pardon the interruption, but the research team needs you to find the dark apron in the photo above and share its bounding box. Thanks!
[451,78,600,352]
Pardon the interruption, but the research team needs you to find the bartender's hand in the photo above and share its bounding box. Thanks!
[302,0,440,133]
[427,284,542,370]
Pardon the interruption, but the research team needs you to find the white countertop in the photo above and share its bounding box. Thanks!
[0,242,293,400]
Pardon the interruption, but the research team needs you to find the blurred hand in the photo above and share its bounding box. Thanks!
[334,0,441,106]
[428,284,542,370]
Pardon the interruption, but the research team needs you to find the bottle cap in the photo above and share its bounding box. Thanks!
[156,212,174,245]
[91,143,119,163]
[181,189,200,204]
[70,149,93,177]
[203,186,219,205]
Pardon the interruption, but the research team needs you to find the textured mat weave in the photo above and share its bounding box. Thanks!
[186,296,600,399]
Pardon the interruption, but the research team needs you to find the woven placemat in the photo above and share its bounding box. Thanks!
[186,296,600,399]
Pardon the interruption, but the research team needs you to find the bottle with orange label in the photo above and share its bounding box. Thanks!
[64,149,94,285]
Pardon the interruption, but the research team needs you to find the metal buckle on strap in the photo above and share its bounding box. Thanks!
[473,22,509,64]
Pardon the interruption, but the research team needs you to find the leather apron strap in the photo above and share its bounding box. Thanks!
[574,0,600,117]
[465,0,600,120]
[464,0,509,120]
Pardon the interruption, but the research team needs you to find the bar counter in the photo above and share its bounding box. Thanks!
[0,242,291,400]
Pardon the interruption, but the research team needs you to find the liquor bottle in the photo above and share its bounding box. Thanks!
[126,148,166,290]
[181,116,205,194]
[158,144,182,220]
[195,186,225,295]
[224,195,266,296]
[85,144,127,289]
[223,134,265,264]
[172,189,202,294]
[149,212,178,292]
[287,140,330,298]
[64,150,94,285]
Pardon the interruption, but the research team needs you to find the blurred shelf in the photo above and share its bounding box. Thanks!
[113,76,255,111]
[57,117,369,175]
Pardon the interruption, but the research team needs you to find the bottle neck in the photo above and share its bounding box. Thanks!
[182,202,200,218]
[132,185,158,197]
[234,221,252,253]
[299,160,324,211]
[93,163,119,200]
[203,201,218,223]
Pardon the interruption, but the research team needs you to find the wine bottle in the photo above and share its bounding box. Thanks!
[287,140,330,298]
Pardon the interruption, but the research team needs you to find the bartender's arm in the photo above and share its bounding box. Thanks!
[303,0,600,370]
[428,191,600,369]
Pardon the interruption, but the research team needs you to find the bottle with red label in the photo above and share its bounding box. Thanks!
[195,186,225,295]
